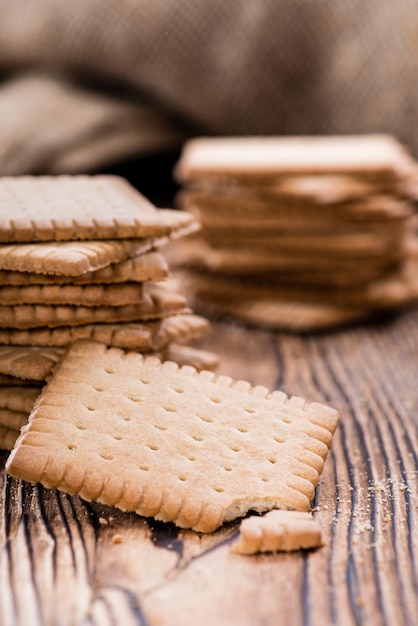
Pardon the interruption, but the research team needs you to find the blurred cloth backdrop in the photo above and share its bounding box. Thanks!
[0,0,417,180]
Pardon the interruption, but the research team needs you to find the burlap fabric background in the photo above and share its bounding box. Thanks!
[0,0,417,174]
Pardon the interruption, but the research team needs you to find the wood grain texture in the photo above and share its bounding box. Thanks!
[1,309,417,626]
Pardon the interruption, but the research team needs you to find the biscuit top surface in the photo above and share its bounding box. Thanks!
[6,340,339,532]
[0,175,170,242]
[175,135,415,182]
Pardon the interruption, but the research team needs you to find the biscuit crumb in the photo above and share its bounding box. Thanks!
[99,517,108,526]
[112,534,124,544]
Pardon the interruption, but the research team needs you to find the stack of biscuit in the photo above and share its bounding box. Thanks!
[0,175,214,450]
[169,135,418,331]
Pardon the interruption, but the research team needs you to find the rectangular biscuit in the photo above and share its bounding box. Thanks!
[186,213,409,243]
[263,267,398,288]
[168,255,398,292]
[165,344,220,372]
[266,174,417,204]
[0,210,198,276]
[166,237,402,275]
[0,252,169,286]
[0,238,160,276]
[0,314,210,350]
[0,282,145,307]
[0,387,40,413]
[181,175,388,204]
[0,408,29,430]
[169,261,396,293]
[187,173,418,202]
[180,190,413,224]
[0,282,189,328]
[6,340,339,532]
[177,267,413,309]
[203,231,405,260]
[197,296,371,331]
[0,346,65,380]
[261,175,397,204]
[175,135,416,184]
[0,425,20,450]
[0,175,170,242]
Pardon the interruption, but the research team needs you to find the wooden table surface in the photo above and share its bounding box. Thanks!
[1,309,417,626]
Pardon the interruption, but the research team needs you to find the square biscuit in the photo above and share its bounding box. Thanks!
[267,175,414,204]
[167,237,400,275]
[180,189,413,224]
[196,295,371,332]
[165,344,220,372]
[0,346,64,380]
[203,231,405,260]
[0,238,161,276]
[0,282,145,307]
[0,210,198,276]
[0,386,40,413]
[175,135,416,184]
[0,408,29,430]
[179,175,387,205]
[0,314,210,350]
[0,425,20,451]
[0,252,168,286]
[6,340,339,532]
[182,267,412,310]
[0,175,170,242]
[0,282,189,328]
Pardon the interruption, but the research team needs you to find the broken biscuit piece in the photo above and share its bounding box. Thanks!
[232,510,323,554]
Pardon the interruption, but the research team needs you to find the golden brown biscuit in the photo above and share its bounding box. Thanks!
[232,510,323,554]
[0,314,210,350]
[0,175,170,242]
[0,346,64,380]
[7,340,339,532]
[0,252,168,286]
[175,135,416,184]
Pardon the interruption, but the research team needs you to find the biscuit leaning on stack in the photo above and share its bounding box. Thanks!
[169,135,418,331]
[0,175,213,450]
[6,339,339,534]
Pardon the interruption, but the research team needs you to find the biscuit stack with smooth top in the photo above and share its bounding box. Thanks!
[170,135,418,331]
[0,175,214,449]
